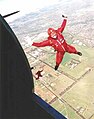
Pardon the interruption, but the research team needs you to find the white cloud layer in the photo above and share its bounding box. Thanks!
[0,0,59,22]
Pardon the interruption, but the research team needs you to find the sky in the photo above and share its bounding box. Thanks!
[0,0,59,22]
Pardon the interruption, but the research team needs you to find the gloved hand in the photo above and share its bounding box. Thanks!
[62,15,67,18]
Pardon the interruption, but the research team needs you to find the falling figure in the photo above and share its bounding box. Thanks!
[30,15,82,70]
[35,69,43,80]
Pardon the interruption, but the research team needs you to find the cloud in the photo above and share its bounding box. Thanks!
[0,0,59,15]
[0,0,59,22]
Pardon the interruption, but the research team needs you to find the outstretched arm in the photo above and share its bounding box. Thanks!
[57,15,67,33]
[32,40,51,47]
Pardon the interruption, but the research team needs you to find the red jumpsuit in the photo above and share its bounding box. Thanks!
[32,19,78,67]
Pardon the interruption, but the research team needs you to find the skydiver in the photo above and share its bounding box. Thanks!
[30,67,43,80]
[35,69,43,80]
[31,15,82,70]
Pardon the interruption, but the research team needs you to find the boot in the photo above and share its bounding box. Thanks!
[77,52,82,56]
[55,65,59,70]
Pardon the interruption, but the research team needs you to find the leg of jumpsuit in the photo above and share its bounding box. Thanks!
[55,51,65,70]
[66,44,78,54]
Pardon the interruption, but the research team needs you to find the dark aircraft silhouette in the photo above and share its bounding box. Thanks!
[0,12,67,119]
[2,11,20,18]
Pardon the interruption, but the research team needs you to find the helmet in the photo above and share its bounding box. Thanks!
[48,28,56,36]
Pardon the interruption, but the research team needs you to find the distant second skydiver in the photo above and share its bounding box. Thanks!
[31,67,43,80]
[31,15,82,70]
